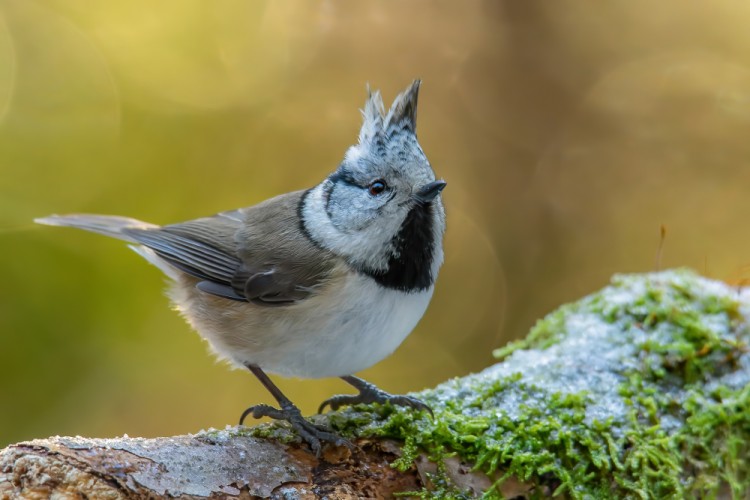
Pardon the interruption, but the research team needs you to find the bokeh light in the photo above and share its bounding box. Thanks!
[3,0,750,447]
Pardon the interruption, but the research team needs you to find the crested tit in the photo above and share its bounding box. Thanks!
[36,80,446,455]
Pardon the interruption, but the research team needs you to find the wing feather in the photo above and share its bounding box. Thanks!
[123,228,240,283]
[36,191,338,306]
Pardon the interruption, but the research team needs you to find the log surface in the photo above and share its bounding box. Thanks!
[0,432,427,499]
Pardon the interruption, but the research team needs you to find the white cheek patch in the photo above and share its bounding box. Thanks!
[326,183,371,231]
[302,184,397,270]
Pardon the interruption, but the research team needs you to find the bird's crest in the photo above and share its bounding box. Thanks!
[358,80,420,145]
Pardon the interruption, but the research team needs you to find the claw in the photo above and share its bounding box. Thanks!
[318,396,349,414]
[239,402,352,457]
[318,376,433,417]
[240,364,354,457]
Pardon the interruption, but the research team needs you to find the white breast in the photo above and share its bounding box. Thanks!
[172,270,434,379]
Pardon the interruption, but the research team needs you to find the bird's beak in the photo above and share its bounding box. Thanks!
[414,180,447,203]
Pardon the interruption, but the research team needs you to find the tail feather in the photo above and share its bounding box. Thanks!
[34,214,159,243]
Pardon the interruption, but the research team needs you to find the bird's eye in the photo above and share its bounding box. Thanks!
[368,179,387,196]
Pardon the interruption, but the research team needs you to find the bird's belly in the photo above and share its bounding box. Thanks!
[175,273,434,379]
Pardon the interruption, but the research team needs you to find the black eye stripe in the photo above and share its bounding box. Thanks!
[328,168,362,188]
[330,169,392,197]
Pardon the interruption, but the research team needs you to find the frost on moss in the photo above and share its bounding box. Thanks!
[326,270,750,498]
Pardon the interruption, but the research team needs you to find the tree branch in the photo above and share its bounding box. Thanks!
[0,434,438,498]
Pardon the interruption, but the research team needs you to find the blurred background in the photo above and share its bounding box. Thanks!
[2,0,750,447]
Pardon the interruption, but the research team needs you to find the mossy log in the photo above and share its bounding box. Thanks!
[2,270,749,498]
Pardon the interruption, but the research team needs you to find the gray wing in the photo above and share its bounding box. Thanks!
[229,191,338,305]
[129,192,335,305]
[125,225,240,284]
[37,191,336,305]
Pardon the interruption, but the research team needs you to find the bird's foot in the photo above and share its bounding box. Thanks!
[239,402,351,457]
[318,376,432,416]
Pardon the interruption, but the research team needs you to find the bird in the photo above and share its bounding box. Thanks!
[36,80,446,456]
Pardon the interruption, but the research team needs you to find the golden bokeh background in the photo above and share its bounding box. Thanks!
[3,0,750,447]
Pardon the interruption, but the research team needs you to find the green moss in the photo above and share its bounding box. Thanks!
[330,270,750,498]
[250,270,750,498]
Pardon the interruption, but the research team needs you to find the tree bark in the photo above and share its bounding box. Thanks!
[0,433,501,499]
[0,434,406,499]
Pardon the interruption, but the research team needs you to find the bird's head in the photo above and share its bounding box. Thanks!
[302,80,446,291]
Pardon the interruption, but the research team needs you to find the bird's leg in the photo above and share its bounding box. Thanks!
[239,364,350,456]
[318,375,432,416]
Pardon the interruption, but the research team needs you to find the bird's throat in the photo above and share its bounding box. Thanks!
[362,202,436,292]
